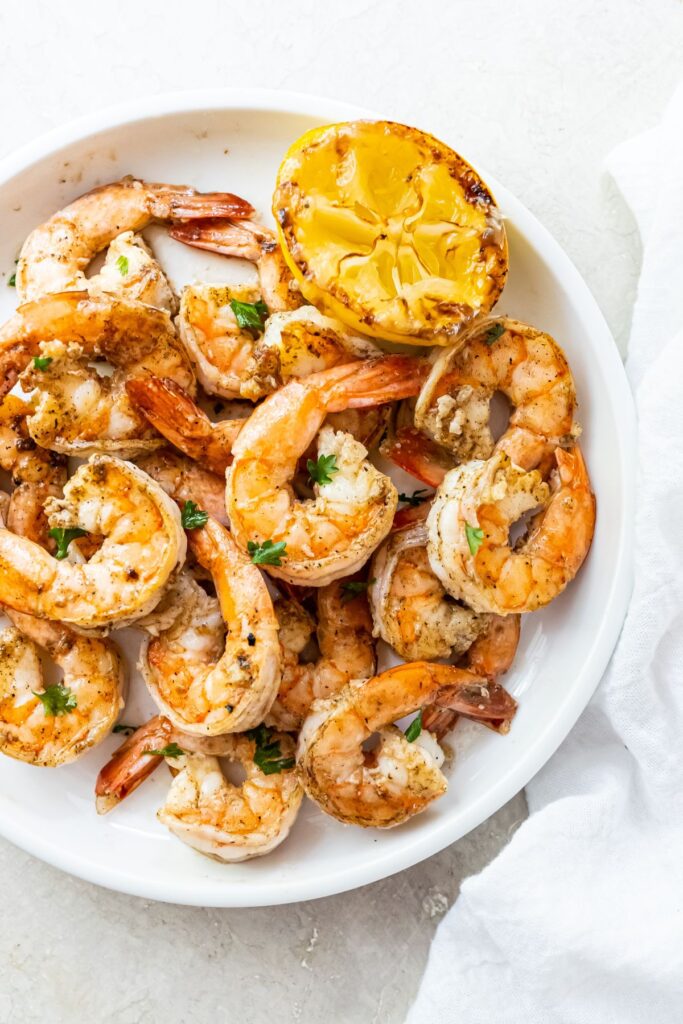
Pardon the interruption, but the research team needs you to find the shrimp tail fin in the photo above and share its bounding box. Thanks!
[95,716,172,814]
[381,426,451,488]
[169,218,268,261]
[149,190,254,222]
[323,356,431,412]
[433,678,518,733]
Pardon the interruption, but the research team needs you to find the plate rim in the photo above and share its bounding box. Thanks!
[0,87,636,907]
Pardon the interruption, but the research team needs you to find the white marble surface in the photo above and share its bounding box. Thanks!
[0,1,679,1021]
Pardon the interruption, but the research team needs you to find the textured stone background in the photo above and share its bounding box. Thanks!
[0,1,680,1021]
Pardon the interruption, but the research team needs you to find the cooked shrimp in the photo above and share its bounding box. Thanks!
[0,455,186,629]
[139,517,280,734]
[422,613,521,739]
[127,376,243,475]
[369,521,488,661]
[415,317,579,471]
[93,230,177,313]
[267,579,375,730]
[170,218,301,312]
[0,619,125,767]
[227,356,429,586]
[96,716,302,862]
[297,662,518,827]
[0,291,196,458]
[428,447,595,614]
[135,449,229,526]
[179,287,381,401]
[16,176,253,302]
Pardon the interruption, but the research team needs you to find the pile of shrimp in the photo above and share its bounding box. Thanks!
[0,172,595,863]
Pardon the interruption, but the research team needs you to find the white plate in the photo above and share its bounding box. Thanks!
[0,90,635,907]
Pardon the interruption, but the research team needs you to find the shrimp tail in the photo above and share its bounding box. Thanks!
[95,716,173,813]
[169,218,269,261]
[141,182,254,221]
[433,678,517,732]
[381,425,451,487]
[321,356,431,412]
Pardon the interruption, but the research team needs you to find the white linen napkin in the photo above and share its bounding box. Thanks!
[407,86,683,1024]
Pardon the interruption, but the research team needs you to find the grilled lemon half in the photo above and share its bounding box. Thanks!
[273,120,508,346]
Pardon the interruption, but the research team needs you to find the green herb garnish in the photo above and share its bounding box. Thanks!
[8,272,16,287]
[484,323,505,345]
[247,539,287,566]
[341,579,375,601]
[398,488,430,506]
[143,742,184,758]
[307,453,339,486]
[230,298,269,333]
[116,254,129,276]
[181,500,208,530]
[33,684,77,717]
[404,710,423,743]
[33,355,53,371]
[246,724,295,775]
[112,723,138,735]
[48,526,87,560]
[465,522,484,556]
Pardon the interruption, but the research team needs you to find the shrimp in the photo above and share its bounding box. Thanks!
[170,218,302,312]
[0,619,125,767]
[91,230,177,313]
[126,376,243,476]
[0,455,186,629]
[179,282,382,402]
[414,317,579,471]
[297,662,517,827]
[135,449,229,526]
[267,579,376,731]
[427,447,596,614]
[369,521,488,661]
[16,176,253,302]
[227,356,429,586]
[0,291,196,458]
[96,716,302,862]
[139,517,281,734]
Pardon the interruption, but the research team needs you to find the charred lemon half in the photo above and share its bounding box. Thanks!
[273,120,508,346]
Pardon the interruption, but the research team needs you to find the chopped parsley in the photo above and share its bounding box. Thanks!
[143,742,184,758]
[181,500,208,529]
[247,539,287,566]
[8,272,16,287]
[341,579,375,601]
[48,526,87,560]
[307,453,339,486]
[230,298,269,333]
[246,724,295,775]
[465,522,484,556]
[484,323,506,345]
[33,684,77,717]
[116,254,129,276]
[112,723,138,735]
[33,355,53,371]
[398,488,430,506]
[404,710,423,743]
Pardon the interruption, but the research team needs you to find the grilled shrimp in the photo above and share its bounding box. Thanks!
[267,580,375,730]
[170,218,301,312]
[90,230,177,312]
[139,517,280,735]
[227,356,429,586]
[135,449,229,526]
[179,284,381,401]
[0,456,185,629]
[428,447,595,614]
[369,520,488,661]
[16,176,253,301]
[0,291,196,458]
[96,716,302,862]
[415,317,579,471]
[297,662,517,828]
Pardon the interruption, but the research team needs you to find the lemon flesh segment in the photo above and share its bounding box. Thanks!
[274,121,508,346]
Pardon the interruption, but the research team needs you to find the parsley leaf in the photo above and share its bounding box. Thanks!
[484,323,505,346]
[230,298,269,333]
[181,500,208,529]
[398,488,430,507]
[112,723,138,735]
[246,724,295,775]
[465,522,484,556]
[33,355,53,371]
[8,272,16,287]
[247,539,287,566]
[116,254,129,276]
[341,578,375,602]
[404,710,423,742]
[307,453,339,486]
[48,526,88,560]
[143,742,184,758]
[33,684,77,717]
